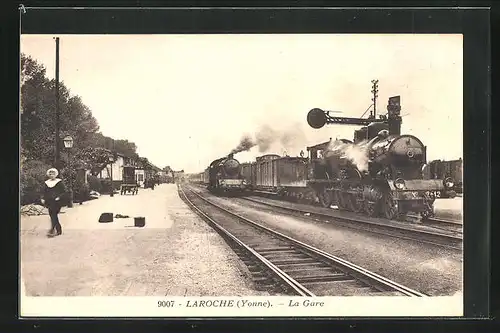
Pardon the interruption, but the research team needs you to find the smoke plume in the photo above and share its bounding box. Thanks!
[280,124,306,153]
[324,139,371,172]
[254,125,278,152]
[230,134,255,154]
[229,123,306,156]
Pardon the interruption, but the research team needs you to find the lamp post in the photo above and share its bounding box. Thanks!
[63,135,74,208]
[109,155,114,197]
[54,37,61,168]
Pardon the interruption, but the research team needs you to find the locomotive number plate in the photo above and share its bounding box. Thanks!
[425,190,442,198]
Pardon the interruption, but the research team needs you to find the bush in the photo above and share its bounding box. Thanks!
[20,159,52,205]
[73,181,91,203]
[87,175,102,192]
[100,179,112,194]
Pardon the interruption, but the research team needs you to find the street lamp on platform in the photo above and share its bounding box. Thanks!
[63,135,74,208]
[109,155,114,197]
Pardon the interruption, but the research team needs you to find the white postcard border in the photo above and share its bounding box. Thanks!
[20,295,463,318]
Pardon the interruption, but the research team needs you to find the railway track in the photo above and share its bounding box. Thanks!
[234,195,462,251]
[408,215,462,232]
[179,184,426,297]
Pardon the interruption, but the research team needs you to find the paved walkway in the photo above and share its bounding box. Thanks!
[20,184,267,297]
[21,186,180,232]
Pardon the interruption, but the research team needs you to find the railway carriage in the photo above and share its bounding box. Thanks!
[424,159,462,195]
[194,168,210,186]
[240,162,254,188]
[244,154,312,201]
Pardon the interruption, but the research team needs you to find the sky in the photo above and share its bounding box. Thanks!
[20,34,463,173]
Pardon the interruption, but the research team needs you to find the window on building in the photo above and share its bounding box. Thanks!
[137,174,144,182]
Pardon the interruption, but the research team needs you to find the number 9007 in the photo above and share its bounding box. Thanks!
[158,301,175,307]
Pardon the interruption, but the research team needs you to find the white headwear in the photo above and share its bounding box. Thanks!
[46,168,59,177]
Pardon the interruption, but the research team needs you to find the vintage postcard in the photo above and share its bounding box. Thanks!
[20,33,463,317]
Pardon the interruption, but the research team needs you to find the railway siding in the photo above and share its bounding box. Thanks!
[181,185,424,297]
[191,186,462,296]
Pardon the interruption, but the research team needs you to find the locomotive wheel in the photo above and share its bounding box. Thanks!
[318,189,332,208]
[296,193,305,204]
[335,191,344,210]
[337,192,350,211]
[381,194,397,219]
[364,200,379,217]
[330,190,339,207]
[382,194,406,221]
[349,194,363,213]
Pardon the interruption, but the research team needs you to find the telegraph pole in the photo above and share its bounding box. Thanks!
[54,37,60,168]
[371,79,379,118]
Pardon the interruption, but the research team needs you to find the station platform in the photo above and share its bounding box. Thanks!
[433,197,463,221]
[20,184,265,297]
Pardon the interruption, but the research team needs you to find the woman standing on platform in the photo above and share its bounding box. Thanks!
[40,168,67,238]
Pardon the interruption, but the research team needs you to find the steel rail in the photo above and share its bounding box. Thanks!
[238,195,462,251]
[178,185,314,296]
[185,185,426,297]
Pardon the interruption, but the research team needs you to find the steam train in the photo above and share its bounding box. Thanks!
[205,153,248,195]
[240,96,455,221]
[190,96,457,221]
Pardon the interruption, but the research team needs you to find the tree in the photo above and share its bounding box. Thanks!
[113,139,138,158]
[87,133,139,159]
[20,53,147,203]
[74,147,114,176]
[20,54,101,165]
[63,95,100,149]
[20,54,54,163]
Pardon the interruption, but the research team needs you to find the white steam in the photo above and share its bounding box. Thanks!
[324,139,371,172]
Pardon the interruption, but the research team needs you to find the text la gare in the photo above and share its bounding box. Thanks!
[289,299,325,307]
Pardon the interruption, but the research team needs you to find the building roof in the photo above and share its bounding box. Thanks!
[307,139,332,151]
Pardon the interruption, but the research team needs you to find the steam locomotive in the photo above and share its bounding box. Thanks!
[234,96,455,221]
[206,153,248,195]
[304,96,455,220]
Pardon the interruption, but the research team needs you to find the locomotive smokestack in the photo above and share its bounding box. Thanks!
[387,96,402,135]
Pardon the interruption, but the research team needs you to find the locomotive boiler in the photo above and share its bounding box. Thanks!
[207,153,248,195]
[305,96,454,220]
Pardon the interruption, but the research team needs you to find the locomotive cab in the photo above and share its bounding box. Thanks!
[307,140,331,180]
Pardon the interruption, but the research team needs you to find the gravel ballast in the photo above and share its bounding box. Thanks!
[200,191,462,296]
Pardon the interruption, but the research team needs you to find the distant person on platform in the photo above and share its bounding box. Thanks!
[41,168,67,238]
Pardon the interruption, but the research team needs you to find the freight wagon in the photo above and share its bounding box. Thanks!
[187,170,209,185]
[241,154,312,201]
[423,158,462,196]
